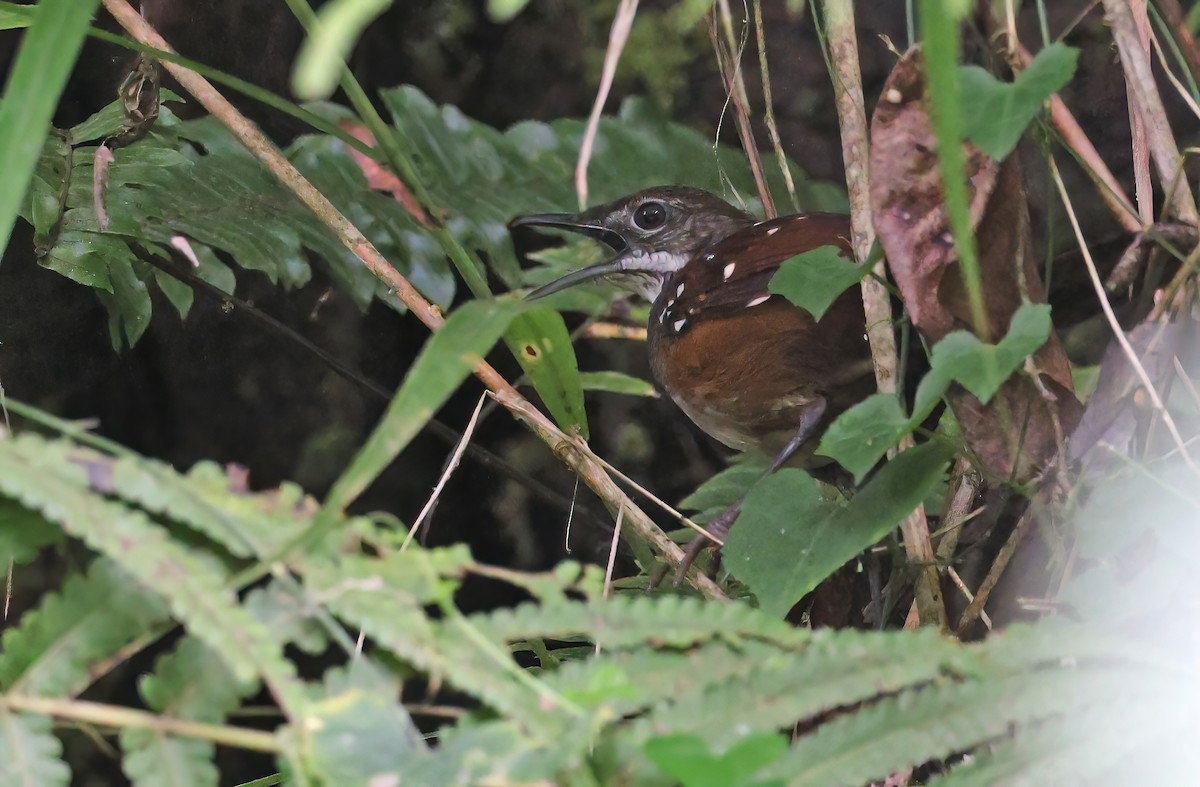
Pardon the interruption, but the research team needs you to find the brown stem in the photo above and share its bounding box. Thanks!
[822,0,946,629]
[710,2,775,217]
[3,694,280,753]
[955,509,1036,635]
[1153,0,1200,88]
[1013,44,1140,233]
[1102,0,1200,224]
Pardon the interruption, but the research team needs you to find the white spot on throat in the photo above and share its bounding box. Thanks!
[722,263,735,280]
[746,295,770,308]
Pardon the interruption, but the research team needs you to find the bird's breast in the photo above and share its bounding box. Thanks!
[647,285,874,460]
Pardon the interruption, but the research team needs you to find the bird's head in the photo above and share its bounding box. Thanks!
[510,186,754,302]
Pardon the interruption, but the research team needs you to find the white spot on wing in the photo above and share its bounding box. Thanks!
[746,295,770,308]
[723,263,735,280]
[766,227,779,236]
[676,283,685,297]
[673,319,687,332]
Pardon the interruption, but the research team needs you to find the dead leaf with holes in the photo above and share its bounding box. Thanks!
[869,48,1081,483]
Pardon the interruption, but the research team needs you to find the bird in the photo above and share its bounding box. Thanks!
[510,186,875,575]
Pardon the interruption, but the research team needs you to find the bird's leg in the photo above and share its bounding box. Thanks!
[672,398,828,586]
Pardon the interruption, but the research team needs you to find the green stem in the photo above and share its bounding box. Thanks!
[2,694,281,753]
[918,0,989,338]
[281,0,492,297]
[0,2,379,161]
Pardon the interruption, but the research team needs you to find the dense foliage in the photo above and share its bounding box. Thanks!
[3,1,1199,785]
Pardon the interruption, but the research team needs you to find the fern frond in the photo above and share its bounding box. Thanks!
[471,596,802,650]
[762,665,1129,786]
[0,434,306,716]
[119,636,253,787]
[0,559,169,696]
[0,709,71,787]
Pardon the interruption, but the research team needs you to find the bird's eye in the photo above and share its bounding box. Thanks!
[632,201,667,231]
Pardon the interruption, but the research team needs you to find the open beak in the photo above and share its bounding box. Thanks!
[508,213,630,300]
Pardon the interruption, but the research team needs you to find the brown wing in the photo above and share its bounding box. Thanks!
[652,212,854,333]
[649,212,873,457]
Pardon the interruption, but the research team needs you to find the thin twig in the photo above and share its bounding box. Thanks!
[1102,0,1200,224]
[822,0,946,629]
[596,503,623,656]
[578,444,708,539]
[751,0,799,212]
[402,393,488,551]
[947,566,992,629]
[3,694,280,753]
[1152,0,1200,87]
[491,389,728,599]
[1012,43,1140,233]
[955,508,1036,634]
[1127,0,1156,226]
[1148,21,1200,120]
[712,0,775,216]
[603,504,624,599]
[934,457,980,564]
[1149,216,1200,319]
[101,0,727,601]
[1049,154,1199,472]
[576,0,639,209]
[137,251,602,529]
[581,322,647,341]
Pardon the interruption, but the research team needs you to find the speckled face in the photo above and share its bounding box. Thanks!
[568,186,754,302]
[514,186,755,303]
[579,186,753,263]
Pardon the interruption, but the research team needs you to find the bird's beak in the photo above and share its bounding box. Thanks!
[508,213,631,300]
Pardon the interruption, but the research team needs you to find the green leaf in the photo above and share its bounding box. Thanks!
[505,306,588,438]
[0,499,63,565]
[323,298,526,513]
[96,252,153,348]
[960,43,1079,160]
[299,660,425,784]
[818,303,1052,480]
[726,441,954,617]
[579,370,659,398]
[767,247,867,321]
[815,394,910,482]
[291,0,394,100]
[922,302,1053,406]
[151,267,195,319]
[0,2,34,30]
[120,636,251,787]
[645,732,787,787]
[0,710,71,787]
[0,0,100,258]
[487,0,532,23]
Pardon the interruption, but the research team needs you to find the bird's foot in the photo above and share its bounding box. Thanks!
[671,501,741,587]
